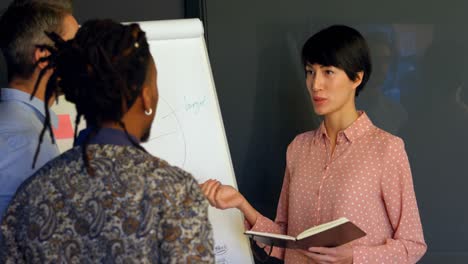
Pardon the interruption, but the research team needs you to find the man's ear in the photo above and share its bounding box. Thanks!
[34,46,50,70]
[141,83,152,112]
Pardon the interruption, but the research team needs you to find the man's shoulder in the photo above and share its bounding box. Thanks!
[0,101,38,128]
[0,110,42,151]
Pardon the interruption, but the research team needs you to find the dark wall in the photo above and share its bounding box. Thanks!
[205,0,468,263]
[0,0,184,21]
[72,0,184,22]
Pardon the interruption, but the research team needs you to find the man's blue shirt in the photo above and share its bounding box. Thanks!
[0,88,59,219]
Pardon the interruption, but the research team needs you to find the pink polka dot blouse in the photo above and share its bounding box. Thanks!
[250,112,427,263]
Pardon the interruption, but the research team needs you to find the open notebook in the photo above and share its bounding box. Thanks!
[244,217,366,249]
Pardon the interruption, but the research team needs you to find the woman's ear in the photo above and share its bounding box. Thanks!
[34,46,50,70]
[352,71,364,90]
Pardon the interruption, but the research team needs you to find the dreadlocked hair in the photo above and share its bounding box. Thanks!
[32,19,151,175]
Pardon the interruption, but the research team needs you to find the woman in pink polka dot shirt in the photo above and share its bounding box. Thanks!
[202,25,427,264]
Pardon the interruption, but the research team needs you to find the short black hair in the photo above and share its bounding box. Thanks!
[0,1,72,81]
[301,25,372,96]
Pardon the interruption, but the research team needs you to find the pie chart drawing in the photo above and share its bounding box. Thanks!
[142,96,187,168]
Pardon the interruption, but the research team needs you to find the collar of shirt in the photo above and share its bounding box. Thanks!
[0,88,58,128]
[75,127,140,147]
[313,111,374,145]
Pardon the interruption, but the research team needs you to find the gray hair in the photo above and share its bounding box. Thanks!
[0,1,72,81]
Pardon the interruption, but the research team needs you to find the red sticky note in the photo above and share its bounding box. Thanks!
[53,114,74,139]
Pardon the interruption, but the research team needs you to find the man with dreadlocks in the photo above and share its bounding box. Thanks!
[0,19,214,263]
[0,0,79,220]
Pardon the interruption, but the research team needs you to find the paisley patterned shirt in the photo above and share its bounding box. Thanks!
[0,144,214,263]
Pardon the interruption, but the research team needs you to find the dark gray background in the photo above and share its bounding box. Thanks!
[0,0,185,29]
[1,1,467,263]
[204,1,468,263]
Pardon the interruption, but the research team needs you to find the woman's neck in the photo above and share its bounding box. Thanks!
[324,107,359,142]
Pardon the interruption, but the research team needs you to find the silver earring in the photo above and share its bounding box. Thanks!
[144,108,153,116]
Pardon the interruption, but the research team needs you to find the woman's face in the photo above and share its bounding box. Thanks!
[305,63,361,116]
